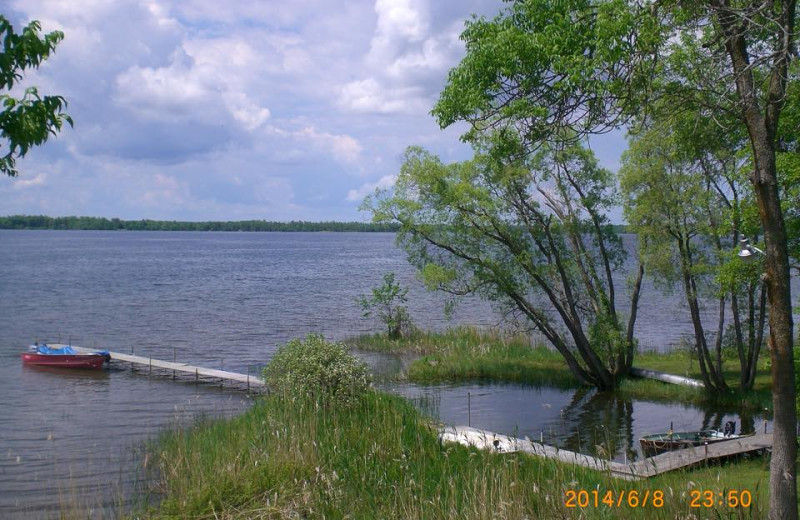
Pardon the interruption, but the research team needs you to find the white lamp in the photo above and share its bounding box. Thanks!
[738,236,764,263]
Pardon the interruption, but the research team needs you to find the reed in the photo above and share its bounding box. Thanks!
[352,327,773,409]
[351,326,578,388]
[143,390,771,519]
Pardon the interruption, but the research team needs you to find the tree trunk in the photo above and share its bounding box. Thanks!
[623,263,645,373]
[709,0,798,513]
[678,237,727,391]
[751,144,797,520]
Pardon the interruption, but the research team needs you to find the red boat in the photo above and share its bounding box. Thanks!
[21,343,109,370]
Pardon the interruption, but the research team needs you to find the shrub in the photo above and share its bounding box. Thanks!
[358,272,414,338]
[264,334,371,405]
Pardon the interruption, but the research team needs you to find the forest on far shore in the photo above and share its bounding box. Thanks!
[0,215,403,232]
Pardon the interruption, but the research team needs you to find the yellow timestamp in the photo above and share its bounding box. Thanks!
[689,489,752,508]
[564,489,665,508]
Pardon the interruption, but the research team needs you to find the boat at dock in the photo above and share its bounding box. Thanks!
[639,421,750,456]
[21,343,110,369]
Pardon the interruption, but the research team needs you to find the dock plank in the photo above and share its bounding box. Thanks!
[440,426,772,480]
[61,345,266,388]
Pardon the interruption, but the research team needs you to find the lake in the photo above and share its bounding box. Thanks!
[0,230,780,517]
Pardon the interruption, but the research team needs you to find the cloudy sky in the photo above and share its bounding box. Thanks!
[2,0,624,221]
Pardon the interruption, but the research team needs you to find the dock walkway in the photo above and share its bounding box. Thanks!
[440,426,772,480]
[61,344,266,390]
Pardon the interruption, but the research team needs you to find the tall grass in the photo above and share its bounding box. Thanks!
[144,390,771,519]
[352,327,773,409]
[351,326,578,388]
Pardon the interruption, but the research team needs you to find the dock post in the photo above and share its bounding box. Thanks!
[149,355,152,375]
[195,368,198,385]
[246,366,250,393]
[173,348,176,380]
[467,392,471,427]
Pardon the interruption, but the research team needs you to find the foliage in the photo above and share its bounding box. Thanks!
[357,272,414,339]
[432,0,796,514]
[620,107,767,391]
[778,74,800,275]
[364,143,643,390]
[263,334,370,406]
[148,389,772,519]
[352,326,579,388]
[0,16,72,177]
[0,214,401,232]
[432,0,664,153]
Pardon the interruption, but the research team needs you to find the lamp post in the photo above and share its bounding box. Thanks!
[738,236,764,263]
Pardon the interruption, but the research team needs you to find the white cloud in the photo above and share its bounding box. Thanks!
[226,93,271,131]
[2,0,510,221]
[340,78,425,114]
[12,173,47,190]
[346,174,397,201]
[114,52,209,121]
[373,0,428,43]
[297,127,363,164]
[338,0,467,116]
[114,40,270,131]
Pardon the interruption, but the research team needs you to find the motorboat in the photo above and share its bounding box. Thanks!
[640,421,748,456]
[21,343,110,369]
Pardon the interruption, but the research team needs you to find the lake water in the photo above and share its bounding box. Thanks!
[0,231,781,517]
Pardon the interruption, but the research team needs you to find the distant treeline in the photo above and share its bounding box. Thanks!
[0,215,402,232]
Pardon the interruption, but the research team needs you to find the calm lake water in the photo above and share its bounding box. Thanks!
[0,231,782,517]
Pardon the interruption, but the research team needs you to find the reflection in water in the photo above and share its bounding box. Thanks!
[379,376,770,463]
[2,231,787,517]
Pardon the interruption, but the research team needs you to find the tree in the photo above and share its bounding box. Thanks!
[621,108,766,391]
[358,272,414,339]
[365,143,644,390]
[0,16,72,177]
[434,2,797,515]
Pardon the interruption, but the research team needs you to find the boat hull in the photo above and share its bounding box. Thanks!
[639,431,741,456]
[21,353,107,369]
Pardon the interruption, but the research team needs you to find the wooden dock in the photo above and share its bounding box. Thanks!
[60,344,266,390]
[440,426,772,480]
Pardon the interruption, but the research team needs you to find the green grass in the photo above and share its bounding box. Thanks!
[350,327,578,388]
[352,327,774,410]
[628,350,773,411]
[142,389,776,519]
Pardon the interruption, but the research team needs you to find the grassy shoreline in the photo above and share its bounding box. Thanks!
[138,327,783,518]
[349,327,773,411]
[144,390,772,519]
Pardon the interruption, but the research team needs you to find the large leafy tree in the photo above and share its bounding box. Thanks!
[433,1,796,516]
[0,16,72,177]
[621,107,766,392]
[366,143,643,390]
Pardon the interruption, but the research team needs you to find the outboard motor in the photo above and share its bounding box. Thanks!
[723,420,736,437]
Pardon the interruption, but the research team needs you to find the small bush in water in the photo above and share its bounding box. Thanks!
[264,333,371,405]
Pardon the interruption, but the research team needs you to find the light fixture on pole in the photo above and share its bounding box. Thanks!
[738,236,764,263]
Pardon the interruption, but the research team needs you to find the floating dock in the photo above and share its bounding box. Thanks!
[440,426,772,480]
[58,344,266,391]
[630,367,705,388]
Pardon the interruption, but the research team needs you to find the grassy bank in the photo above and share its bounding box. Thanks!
[144,390,771,519]
[350,327,578,389]
[350,327,773,410]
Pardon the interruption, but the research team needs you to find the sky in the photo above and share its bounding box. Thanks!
[1,0,626,222]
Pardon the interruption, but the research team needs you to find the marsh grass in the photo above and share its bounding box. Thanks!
[351,327,579,389]
[353,327,773,410]
[144,390,771,519]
